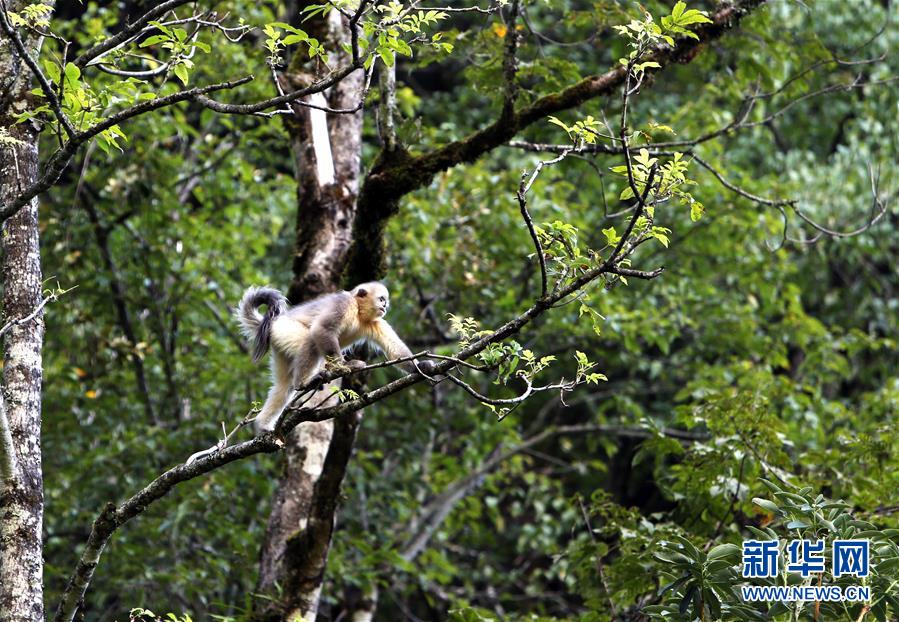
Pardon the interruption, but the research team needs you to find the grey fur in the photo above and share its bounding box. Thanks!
[236,286,288,363]
[237,281,433,434]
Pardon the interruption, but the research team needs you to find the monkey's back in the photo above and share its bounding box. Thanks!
[269,291,360,354]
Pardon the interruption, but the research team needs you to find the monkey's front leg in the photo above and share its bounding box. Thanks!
[304,357,365,387]
[309,325,364,381]
[321,355,366,377]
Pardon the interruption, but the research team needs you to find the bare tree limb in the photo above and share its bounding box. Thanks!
[193,60,366,116]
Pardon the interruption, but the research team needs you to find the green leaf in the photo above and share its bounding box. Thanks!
[42,59,61,83]
[392,38,413,56]
[283,33,309,45]
[377,47,395,67]
[690,202,704,221]
[64,62,80,83]
[173,63,189,86]
[707,543,740,561]
[753,498,780,514]
[679,10,713,26]
[547,116,570,133]
[139,35,169,47]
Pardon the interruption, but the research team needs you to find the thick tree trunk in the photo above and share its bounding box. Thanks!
[255,8,365,621]
[0,7,47,620]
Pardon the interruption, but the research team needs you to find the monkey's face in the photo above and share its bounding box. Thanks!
[355,283,390,320]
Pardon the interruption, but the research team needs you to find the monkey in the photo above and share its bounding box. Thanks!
[237,281,437,433]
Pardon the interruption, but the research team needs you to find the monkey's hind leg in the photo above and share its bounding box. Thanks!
[288,343,325,403]
[254,351,294,434]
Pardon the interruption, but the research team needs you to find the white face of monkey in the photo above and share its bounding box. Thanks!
[354,282,390,320]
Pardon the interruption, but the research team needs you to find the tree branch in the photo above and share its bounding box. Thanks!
[367,0,766,201]
[349,0,769,279]
[0,76,252,223]
[55,190,667,620]
[71,0,196,68]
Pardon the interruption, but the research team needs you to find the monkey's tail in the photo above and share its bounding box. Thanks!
[236,286,287,364]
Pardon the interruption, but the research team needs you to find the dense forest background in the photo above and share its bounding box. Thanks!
[0,0,896,621]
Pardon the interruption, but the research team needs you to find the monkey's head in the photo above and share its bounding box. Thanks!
[353,282,390,321]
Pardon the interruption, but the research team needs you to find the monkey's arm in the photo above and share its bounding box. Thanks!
[368,319,436,375]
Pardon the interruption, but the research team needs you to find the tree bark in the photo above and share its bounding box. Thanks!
[0,4,48,620]
[254,7,365,620]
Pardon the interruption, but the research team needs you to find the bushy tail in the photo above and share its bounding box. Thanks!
[236,286,287,363]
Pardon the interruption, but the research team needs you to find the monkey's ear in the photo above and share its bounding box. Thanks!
[356,288,368,298]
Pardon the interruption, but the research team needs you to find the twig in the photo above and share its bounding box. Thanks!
[415,4,500,13]
[185,411,257,465]
[604,163,658,268]
[689,153,792,208]
[193,62,363,116]
[516,148,575,298]
[0,291,58,339]
[443,373,536,406]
